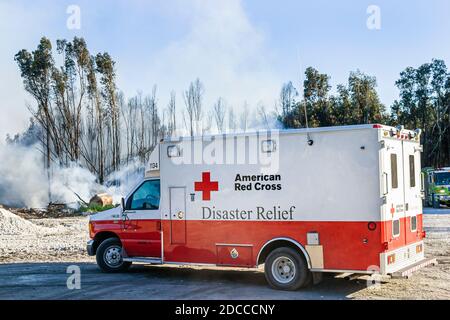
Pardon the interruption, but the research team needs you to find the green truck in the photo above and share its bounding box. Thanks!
[423,167,450,208]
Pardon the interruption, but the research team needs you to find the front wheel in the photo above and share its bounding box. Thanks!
[96,238,131,273]
[264,247,311,291]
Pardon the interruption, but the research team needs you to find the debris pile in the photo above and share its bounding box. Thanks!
[0,203,79,219]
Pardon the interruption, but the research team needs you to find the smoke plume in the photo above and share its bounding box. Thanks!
[0,144,143,208]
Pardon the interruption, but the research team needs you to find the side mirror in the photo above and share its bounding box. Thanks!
[121,197,126,212]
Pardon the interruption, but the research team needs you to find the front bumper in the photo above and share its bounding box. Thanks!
[437,195,450,203]
[86,240,95,256]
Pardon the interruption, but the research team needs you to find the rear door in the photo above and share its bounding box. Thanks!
[382,139,406,248]
[402,141,422,243]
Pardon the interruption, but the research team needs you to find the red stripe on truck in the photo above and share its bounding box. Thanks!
[90,214,423,272]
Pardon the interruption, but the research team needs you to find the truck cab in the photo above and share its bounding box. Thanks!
[423,167,450,208]
[86,145,163,271]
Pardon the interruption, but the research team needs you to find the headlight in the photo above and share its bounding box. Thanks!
[439,189,445,194]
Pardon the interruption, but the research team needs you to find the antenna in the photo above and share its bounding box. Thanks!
[297,47,313,146]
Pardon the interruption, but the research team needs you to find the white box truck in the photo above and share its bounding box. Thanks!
[87,124,436,290]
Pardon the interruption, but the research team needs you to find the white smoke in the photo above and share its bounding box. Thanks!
[103,160,145,204]
[49,164,99,207]
[0,143,144,208]
[0,144,48,208]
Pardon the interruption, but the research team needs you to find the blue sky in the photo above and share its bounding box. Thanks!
[1,0,450,140]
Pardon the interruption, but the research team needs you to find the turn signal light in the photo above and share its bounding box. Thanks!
[387,254,396,265]
[416,244,423,253]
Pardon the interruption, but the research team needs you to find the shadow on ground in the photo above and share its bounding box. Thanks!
[0,262,368,300]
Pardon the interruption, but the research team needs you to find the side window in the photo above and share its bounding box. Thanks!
[393,219,400,237]
[128,180,160,210]
[410,216,417,231]
[409,155,416,188]
[391,154,398,189]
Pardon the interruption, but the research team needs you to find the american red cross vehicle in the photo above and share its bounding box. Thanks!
[87,124,436,290]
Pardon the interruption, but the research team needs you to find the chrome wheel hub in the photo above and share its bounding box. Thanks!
[272,256,296,284]
[104,245,123,267]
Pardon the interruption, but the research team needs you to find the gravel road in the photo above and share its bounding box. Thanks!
[0,208,449,299]
[0,263,364,300]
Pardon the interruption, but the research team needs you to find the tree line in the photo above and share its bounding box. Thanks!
[10,37,273,185]
[278,62,450,167]
[10,36,450,188]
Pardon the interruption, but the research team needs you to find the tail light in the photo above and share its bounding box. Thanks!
[422,231,426,239]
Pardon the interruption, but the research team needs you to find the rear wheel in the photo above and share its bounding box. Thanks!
[264,247,311,291]
[96,238,131,273]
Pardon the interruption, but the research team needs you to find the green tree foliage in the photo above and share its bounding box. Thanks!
[279,62,449,167]
[303,67,333,127]
[15,37,54,170]
[390,59,450,167]
[279,67,386,129]
[347,70,386,124]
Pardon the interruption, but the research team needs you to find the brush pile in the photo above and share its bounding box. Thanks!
[1,203,79,219]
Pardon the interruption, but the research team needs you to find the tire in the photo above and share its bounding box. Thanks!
[96,238,131,273]
[264,247,311,291]
[432,194,440,209]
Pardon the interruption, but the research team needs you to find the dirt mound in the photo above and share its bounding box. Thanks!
[0,208,66,235]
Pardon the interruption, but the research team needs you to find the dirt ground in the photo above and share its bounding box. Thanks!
[349,213,450,299]
[0,207,449,299]
[0,208,91,263]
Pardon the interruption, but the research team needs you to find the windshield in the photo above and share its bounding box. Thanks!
[129,179,160,210]
[435,172,450,186]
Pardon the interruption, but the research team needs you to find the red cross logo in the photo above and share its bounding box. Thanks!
[195,172,219,201]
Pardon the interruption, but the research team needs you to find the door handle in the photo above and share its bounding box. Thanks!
[383,172,389,195]
[122,212,130,222]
